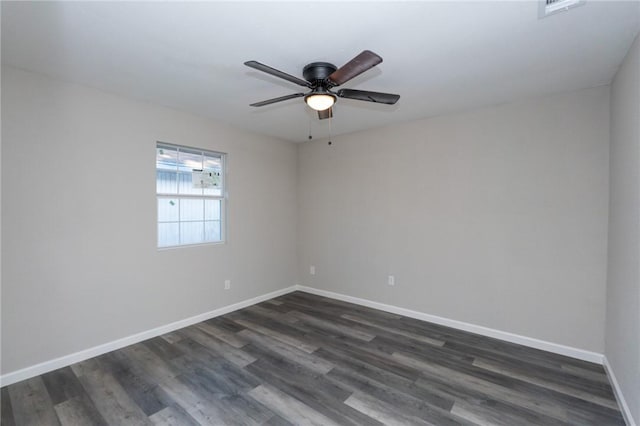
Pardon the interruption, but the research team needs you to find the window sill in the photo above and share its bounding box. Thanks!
[157,241,226,251]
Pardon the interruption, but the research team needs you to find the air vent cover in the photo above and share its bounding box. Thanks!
[539,0,585,18]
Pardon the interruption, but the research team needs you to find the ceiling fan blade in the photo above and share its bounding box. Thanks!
[327,50,383,86]
[337,89,400,105]
[245,61,311,88]
[249,93,305,107]
[318,107,333,120]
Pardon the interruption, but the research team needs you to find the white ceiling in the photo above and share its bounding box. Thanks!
[2,1,639,142]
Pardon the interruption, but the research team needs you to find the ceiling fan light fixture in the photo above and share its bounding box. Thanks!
[305,93,336,111]
[245,51,399,119]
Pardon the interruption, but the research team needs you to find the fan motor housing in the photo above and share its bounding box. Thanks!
[303,62,337,83]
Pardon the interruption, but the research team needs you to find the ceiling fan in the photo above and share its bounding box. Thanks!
[245,50,400,120]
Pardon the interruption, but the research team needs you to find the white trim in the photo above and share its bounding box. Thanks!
[1,283,610,390]
[295,285,604,364]
[603,356,637,426]
[0,285,297,387]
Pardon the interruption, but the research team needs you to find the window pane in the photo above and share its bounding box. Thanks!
[180,221,204,245]
[203,154,222,196]
[204,188,222,197]
[158,198,179,222]
[205,199,221,221]
[180,198,204,221]
[178,150,203,172]
[157,170,177,194]
[205,220,221,242]
[178,171,203,195]
[204,155,222,171]
[203,182,222,197]
[157,146,178,170]
[158,222,179,247]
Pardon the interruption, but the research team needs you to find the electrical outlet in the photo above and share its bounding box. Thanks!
[388,275,395,286]
[224,279,231,290]
[310,265,316,275]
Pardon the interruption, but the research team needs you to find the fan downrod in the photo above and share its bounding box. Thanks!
[302,62,337,84]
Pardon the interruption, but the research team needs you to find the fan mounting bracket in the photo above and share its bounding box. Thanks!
[303,62,337,84]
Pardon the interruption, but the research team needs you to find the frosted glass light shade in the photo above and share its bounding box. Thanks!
[305,94,335,111]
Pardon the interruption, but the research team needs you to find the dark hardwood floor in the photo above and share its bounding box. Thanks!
[1,291,625,425]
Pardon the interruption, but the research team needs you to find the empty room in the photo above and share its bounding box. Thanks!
[1,1,639,425]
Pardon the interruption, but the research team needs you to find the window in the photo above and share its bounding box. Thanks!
[156,142,226,248]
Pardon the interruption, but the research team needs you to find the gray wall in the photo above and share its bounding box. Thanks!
[1,67,298,374]
[607,32,640,424]
[1,58,629,406]
[298,86,611,353]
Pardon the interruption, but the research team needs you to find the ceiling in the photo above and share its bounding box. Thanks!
[2,1,639,142]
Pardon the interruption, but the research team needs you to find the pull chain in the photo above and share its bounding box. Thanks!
[328,113,333,146]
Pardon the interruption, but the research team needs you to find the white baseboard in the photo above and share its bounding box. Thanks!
[0,285,298,387]
[603,356,637,426]
[1,283,608,390]
[295,285,604,364]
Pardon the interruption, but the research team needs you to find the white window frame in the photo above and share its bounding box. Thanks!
[156,141,227,249]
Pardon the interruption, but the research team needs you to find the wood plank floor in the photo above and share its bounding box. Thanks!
[1,291,625,425]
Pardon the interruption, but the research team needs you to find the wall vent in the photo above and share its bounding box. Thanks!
[539,0,586,18]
